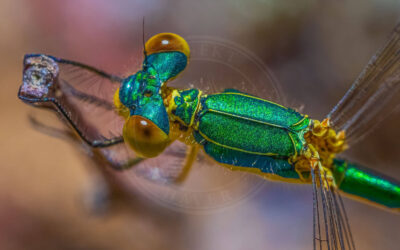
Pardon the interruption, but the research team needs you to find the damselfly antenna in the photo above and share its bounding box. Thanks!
[142,17,148,68]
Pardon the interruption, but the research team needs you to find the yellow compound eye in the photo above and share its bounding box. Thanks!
[123,115,169,158]
[113,88,129,119]
[145,33,190,59]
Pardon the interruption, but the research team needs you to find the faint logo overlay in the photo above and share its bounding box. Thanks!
[126,36,285,213]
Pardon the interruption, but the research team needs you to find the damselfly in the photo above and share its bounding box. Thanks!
[18,23,400,250]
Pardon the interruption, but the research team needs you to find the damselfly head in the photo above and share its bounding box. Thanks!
[115,75,171,157]
[113,33,191,158]
[115,69,171,158]
[19,55,59,101]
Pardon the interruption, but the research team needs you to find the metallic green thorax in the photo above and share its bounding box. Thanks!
[333,159,400,209]
[171,88,310,180]
[196,89,309,157]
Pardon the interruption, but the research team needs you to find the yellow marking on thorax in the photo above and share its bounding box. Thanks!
[162,86,202,147]
[162,86,179,117]
[189,89,202,127]
[291,118,348,185]
[291,115,309,127]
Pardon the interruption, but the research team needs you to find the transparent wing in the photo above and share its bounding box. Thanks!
[327,23,400,145]
[311,167,355,250]
[176,36,285,104]
[19,54,125,144]
[54,56,125,142]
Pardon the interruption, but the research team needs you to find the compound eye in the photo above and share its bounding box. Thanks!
[145,33,190,58]
[123,116,169,158]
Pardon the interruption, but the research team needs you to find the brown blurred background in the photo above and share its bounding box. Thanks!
[1,0,400,249]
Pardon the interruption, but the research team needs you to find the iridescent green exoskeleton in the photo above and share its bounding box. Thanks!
[19,26,400,250]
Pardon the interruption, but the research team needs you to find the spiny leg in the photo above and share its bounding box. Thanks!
[50,97,124,148]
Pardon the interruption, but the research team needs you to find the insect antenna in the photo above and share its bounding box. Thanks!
[49,96,124,148]
[142,17,148,68]
[140,17,159,77]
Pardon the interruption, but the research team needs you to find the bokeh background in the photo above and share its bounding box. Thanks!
[1,0,400,249]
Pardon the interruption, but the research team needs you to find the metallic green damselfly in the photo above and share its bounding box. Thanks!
[18,24,400,250]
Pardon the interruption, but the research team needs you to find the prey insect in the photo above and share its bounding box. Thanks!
[18,25,400,249]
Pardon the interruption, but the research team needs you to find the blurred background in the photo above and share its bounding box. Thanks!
[1,0,400,249]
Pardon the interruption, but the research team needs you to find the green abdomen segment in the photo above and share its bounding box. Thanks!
[194,90,309,180]
[333,159,400,210]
